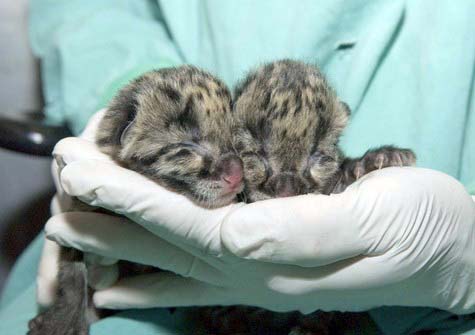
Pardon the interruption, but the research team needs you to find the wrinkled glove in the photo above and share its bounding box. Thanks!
[44,112,475,315]
[36,109,118,308]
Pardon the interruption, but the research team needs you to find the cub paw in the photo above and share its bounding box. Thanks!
[352,146,416,179]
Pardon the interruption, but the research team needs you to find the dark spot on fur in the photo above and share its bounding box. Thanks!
[157,142,197,158]
[131,154,157,166]
[215,86,229,99]
[196,81,210,96]
[190,127,201,142]
[162,85,181,102]
[247,117,270,139]
[198,168,210,178]
[158,146,171,157]
[260,91,272,111]
[177,97,199,130]
[312,117,330,151]
[160,176,190,194]
[96,137,110,146]
[196,91,204,101]
[280,99,289,118]
[294,91,302,114]
[198,156,213,178]
[174,149,192,158]
[304,94,313,109]
[105,81,140,145]
[234,140,246,152]
[316,98,324,111]
[167,169,181,176]
[246,161,256,169]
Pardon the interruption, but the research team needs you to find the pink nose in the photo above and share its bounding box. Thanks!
[222,172,243,189]
[219,156,243,189]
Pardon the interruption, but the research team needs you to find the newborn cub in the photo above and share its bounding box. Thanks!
[97,66,243,207]
[205,60,416,334]
[234,59,415,200]
[28,66,243,335]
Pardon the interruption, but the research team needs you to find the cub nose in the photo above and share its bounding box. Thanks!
[266,173,301,198]
[216,154,243,189]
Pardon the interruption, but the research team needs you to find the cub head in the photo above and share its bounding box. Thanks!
[233,60,349,202]
[97,66,243,208]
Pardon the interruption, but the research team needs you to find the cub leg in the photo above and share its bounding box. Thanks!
[28,248,91,335]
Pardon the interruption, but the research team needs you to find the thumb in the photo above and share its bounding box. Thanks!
[221,189,371,267]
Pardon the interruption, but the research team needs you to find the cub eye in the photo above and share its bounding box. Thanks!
[309,151,334,166]
[241,153,269,186]
[307,151,338,182]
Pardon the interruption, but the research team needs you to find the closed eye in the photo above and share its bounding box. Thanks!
[174,148,193,158]
[241,152,271,185]
[309,151,334,165]
[180,141,210,156]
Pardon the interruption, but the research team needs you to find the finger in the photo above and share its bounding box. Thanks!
[53,137,113,166]
[93,272,231,309]
[264,254,441,313]
[45,212,225,284]
[84,253,120,290]
[221,190,369,267]
[60,159,242,256]
[87,263,119,290]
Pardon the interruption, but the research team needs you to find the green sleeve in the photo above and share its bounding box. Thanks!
[29,0,183,134]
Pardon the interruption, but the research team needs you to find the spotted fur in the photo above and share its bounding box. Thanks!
[97,65,240,208]
[233,60,348,202]
[233,59,415,202]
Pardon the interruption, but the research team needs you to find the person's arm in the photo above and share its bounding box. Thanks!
[29,0,183,134]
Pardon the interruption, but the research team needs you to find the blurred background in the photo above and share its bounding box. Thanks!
[0,1,55,292]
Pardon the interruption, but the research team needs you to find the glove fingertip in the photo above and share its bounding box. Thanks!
[93,290,123,309]
[88,264,119,290]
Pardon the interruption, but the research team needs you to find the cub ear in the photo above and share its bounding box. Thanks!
[329,101,350,138]
[340,101,351,116]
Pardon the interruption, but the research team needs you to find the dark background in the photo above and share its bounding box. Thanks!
[0,1,54,293]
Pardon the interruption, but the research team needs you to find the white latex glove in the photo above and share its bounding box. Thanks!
[37,109,118,308]
[44,115,475,315]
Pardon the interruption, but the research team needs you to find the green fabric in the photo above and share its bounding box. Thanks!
[5,0,472,333]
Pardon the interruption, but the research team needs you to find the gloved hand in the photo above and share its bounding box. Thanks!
[36,109,118,308]
[44,112,475,315]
